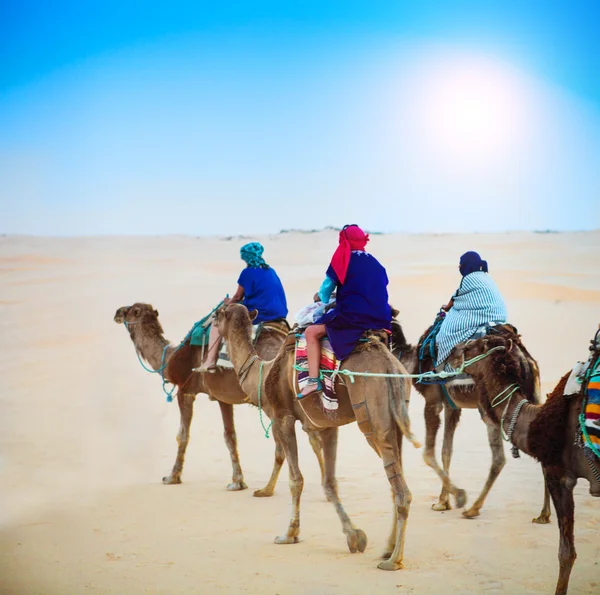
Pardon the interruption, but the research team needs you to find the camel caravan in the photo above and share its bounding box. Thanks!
[114,228,600,594]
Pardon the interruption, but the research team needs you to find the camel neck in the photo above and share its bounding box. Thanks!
[225,326,261,405]
[501,395,539,455]
[130,324,172,372]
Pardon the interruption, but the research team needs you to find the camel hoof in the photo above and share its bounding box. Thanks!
[346,529,368,553]
[226,481,248,491]
[253,488,274,497]
[274,535,299,545]
[431,501,451,511]
[378,559,403,571]
[532,514,551,525]
[462,507,480,519]
[455,489,467,509]
[162,475,182,485]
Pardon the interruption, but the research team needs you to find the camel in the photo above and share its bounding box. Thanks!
[114,303,325,494]
[450,329,600,595]
[391,319,551,522]
[216,303,421,571]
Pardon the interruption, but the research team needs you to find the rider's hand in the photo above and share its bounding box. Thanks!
[223,297,231,305]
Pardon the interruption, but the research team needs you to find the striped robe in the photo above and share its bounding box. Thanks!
[435,272,508,366]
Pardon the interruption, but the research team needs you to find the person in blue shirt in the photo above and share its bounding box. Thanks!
[301,224,392,402]
[198,242,288,371]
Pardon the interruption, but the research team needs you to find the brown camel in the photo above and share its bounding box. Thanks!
[114,303,324,494]
[450,330,600,595]
[216,303,421,571]
[391,319,551,522]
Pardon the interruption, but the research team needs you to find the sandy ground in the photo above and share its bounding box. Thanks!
[0,230,599,594]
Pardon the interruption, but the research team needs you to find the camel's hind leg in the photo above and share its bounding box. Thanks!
[423,398,467,510]
[462,421,505,518]
[307,429,326,485]
[320,427,367,554]
[218,402,248,491]
[376,427,412,571]
[272,414,304,545]
[532,469,552,524]
[163,390,195,485]
[546,473,576,595]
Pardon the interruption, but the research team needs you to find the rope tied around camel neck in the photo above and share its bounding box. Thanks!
[124,300,225,402]
[257,362,273,438]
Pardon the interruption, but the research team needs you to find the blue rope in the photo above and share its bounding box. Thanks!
[124,300,224,402]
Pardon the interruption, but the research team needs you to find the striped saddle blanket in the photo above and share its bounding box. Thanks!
[295,334,340,401]
[583,358,600,454]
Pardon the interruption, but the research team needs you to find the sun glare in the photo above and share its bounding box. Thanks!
[405,52,532,168]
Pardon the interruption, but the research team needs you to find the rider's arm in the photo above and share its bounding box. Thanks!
[225,284,245,305]
[316,276,336,303]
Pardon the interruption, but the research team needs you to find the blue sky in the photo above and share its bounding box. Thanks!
[1,1,599,235]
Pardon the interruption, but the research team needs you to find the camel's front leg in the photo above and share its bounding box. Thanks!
[423,399,467,510]
[218,402,248,491]
[320,427,367,553]
[463,421,505,518]
[532,469,552,524]
[434,405,462,510]
[546,473,576,595]
[163,390,195,484]
[273,414,304,545]
[253,432,285,497]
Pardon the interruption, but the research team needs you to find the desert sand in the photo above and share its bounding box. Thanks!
[0,230,599,594]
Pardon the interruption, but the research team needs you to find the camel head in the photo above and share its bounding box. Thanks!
[389,309,417,372]
[214,303,258,341]
[114,303,162,331]
[449,329,537,405]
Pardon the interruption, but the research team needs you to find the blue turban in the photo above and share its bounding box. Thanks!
[240,242,268,268]
[459,251,488,277]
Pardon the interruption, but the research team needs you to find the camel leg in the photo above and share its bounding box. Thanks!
[434,405,462,510]
[376,428,412,571]
[219,402,248,491]
[382,427,405,559]
[423,400,467,510]
[462,422,505,518]
[272,414,304,545]
[532,469,552,524]
[546,474,576,595]
[253,432,285,497]
[163,391,194,485]
[307,429,326,485]
[320,427,367,554]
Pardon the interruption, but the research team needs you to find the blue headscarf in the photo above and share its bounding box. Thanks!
[240,242,269,269]
[459,251,488,277]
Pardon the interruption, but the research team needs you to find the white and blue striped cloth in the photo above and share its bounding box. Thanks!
[435,272,508,366]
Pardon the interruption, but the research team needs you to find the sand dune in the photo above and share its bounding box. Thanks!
[0,231,599,594]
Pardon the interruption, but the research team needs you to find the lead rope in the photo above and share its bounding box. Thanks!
[257,362,273,438]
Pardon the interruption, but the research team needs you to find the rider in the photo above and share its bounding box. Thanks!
[435,251,507,370]
[198,242,288,371]
[301,224,392,398]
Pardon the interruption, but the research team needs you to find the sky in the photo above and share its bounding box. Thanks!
[1,1,599,235]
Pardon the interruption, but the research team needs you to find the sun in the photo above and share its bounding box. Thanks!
[406,52,532,167]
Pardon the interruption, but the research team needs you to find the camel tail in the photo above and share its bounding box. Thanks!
[386,376,421,449]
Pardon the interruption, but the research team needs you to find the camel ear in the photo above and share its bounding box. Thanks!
[391,306,400,318]
[153,309,159,317]
[249,309,258,321]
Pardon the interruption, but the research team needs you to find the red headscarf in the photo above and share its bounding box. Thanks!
[330,224,370,285]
